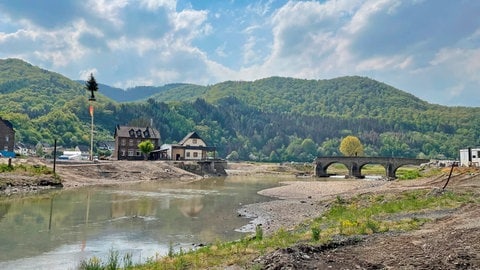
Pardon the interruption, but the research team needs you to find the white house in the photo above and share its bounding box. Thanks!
[156,132,216,160]
[459,147,480,167]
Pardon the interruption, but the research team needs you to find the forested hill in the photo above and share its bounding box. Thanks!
[0,58,479,161]
[150,76,430,117]
[0,58,117,146]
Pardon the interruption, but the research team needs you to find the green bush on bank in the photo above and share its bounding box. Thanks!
[0,163,54,175]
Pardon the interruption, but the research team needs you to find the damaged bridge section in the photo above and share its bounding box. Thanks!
[173,160,227,177]
[314,157,429,179]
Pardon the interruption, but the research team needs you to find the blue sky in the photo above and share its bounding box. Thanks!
[0,0,479,106]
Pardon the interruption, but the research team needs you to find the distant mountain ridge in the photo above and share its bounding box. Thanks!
[75,81,194,102]
[1,58,479,161]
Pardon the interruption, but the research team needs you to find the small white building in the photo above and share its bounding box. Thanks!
[459,147,480,167]
[156,131,216,160]
[58,150,82,160]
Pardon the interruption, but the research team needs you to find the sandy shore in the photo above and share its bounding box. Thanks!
[237,172,479,235]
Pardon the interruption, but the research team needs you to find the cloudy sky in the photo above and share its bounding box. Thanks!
[0,0,479,106]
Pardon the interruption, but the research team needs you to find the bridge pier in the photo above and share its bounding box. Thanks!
[385,163,395,179]
[314,163,330,177]
[350,163,362,178]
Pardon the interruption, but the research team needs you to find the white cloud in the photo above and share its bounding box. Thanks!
[171,9,210,41]
[79,68,99,81]
[87,0,128,27]
[246,0,274,16]
[139,0,176,10]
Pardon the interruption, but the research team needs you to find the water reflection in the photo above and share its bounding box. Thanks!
[0,175,288,269]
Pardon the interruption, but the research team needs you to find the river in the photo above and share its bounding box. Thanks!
[0,175,293,269]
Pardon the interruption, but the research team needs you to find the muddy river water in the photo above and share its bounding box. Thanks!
[0,175,293,269]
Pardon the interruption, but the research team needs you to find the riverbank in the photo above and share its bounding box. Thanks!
[237,170,480,269]
[239,172,480,235]
[0,157,204,195]
[0,158,306,195]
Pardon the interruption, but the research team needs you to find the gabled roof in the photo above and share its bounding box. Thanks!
[178,131,202,145]
[0,117,14,130]
[115,125,160,139]
[76,145,90,152]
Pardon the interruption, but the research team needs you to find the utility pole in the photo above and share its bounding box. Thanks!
[89,103,94,161]
[86,73,98,161]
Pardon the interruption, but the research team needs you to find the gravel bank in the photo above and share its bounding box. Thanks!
[236,173,477,236]
[237,179,390,235]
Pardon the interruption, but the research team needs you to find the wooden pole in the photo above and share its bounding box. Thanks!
[90,103,94,161]
[53,139,57,174]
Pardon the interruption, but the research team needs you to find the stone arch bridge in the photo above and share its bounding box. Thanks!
[314,157,429,179]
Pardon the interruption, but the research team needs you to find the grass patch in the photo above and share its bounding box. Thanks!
[0,163,60,189]
[0,163,54,175]
[80,189,477,269]
[395,167,420,179]
[360,164,385,175]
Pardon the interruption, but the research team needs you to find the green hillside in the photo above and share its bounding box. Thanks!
[0,59,116,147]
[1,58,479,161]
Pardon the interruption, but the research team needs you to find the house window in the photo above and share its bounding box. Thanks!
[193,152,198,158]
[5,136,9,142]
[136,130,142,137]
[129,129,135,137]
[121,139,126,146]
[121,150,126,156]
[186,152,190,158]
[129,139,134,146]
[128,149,134,156]
[192,139,197,144]
[136,151,141,156]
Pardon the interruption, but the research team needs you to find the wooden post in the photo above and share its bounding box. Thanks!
[442,162,457,190]
[53,139,57,174]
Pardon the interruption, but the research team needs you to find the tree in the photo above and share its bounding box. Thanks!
[226,150,239,161]
[138,140,154,160]
[339,135,364,156]
[85,73,98,101]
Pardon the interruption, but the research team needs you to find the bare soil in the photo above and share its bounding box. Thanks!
[55,160,202,188]
[0,157,202,195]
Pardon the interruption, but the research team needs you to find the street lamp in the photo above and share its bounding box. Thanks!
[86,73,98,161]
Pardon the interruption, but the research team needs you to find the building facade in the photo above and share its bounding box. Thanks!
[114,125,160,160]
[0,117,15,156]
[157,131,215,160]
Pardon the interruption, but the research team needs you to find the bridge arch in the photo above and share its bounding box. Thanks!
[322,161,349,176]
[357,162,388,178]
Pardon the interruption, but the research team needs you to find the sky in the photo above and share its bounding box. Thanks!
[0,0,479,107]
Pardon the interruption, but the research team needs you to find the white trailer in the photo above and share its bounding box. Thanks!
[459,148,480,167]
